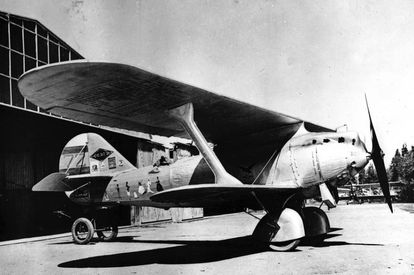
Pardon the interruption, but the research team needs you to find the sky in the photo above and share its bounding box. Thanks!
[2,0,414,165]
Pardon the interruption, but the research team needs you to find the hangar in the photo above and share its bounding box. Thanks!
[0,11,202,241]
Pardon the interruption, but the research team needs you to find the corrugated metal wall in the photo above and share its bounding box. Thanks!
[0,105,136,240]
[0,105,203,240]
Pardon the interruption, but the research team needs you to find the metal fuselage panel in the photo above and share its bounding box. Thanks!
[67,130,369,207]
[68,155,214,207]
[269,131,369,189]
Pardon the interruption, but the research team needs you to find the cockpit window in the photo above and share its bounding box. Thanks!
[338,137,345,143]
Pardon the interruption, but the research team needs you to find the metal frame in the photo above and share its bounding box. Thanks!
[0,11,84,114]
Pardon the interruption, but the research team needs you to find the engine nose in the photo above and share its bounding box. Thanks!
[350,141,370,170]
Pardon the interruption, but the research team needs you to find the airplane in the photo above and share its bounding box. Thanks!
[17,61,393,251]
[338,182,400,203]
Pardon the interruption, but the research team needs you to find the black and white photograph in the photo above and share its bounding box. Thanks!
[0,1,414,274]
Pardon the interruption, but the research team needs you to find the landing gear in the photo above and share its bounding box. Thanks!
[71,217,95,244]
[251,204,332,251]
[70,213,119,244]
[97,225,118,241]
[252,208,305,252]
[302,206,330,245]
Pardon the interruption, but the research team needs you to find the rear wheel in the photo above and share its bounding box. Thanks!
[97,225,118,241]
[71,217,94,244]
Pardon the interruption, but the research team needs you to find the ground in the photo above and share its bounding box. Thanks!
[0,203,413,274]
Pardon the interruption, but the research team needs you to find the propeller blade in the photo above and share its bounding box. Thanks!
[365,95,393,213]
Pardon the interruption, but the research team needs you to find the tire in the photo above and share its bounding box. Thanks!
[71,217,95,245]
[97,225,118,241]
[269,239,301,252]
[253,209,304,252]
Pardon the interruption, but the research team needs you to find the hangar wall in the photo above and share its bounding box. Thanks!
[0,105,139,240]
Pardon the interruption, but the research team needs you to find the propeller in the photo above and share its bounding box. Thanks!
[365,95,393,213]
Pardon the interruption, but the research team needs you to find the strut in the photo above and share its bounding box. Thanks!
[168,103,242,185]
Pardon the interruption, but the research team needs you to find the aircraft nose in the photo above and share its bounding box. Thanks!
[351,149,371,169]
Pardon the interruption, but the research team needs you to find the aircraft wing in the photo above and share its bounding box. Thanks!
[151,184,297,208]
[18,61,331,161]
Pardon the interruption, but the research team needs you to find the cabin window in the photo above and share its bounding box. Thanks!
[352,139,356,145]
[338,137,345,143]
[312,139,317,144]
[323,139,330,143]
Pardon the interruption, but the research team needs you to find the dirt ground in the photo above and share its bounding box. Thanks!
[0,203,413,274]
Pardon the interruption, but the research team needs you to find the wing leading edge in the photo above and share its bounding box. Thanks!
[18,61,331,147]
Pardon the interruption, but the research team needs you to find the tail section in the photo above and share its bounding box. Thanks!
[59,133,135,176]
[33,133,134,192]
[32,172,70,191]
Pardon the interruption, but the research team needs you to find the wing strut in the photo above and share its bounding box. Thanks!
[168,103,242,185]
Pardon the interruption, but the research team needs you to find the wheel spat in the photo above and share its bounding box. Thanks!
[365,95,393,213]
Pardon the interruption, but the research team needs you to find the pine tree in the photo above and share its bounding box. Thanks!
[401,143,408,157]
[388,149,401,181]
[399,145,414,182]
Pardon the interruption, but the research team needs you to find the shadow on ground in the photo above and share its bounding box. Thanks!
[58,236,270,268]
[301,227,383,247]
[58,230,383,268]
[396,204,414,214]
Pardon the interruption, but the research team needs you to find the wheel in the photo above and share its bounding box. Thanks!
[302,206,330,237]
[97,225,118,241]
[71,217,95,244]
[269,239,301,252]
[252,209,304,252]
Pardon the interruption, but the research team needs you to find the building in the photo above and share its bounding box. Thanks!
[0,11,201,241]
[0,11,83,109]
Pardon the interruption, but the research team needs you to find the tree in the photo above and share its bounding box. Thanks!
[401,143,408,157]
[365,163,378,183]
[398,152,414,182]
[386,144,414,202]
[388,149,401,182]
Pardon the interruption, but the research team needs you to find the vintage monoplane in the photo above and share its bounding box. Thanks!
[18,61,392,251]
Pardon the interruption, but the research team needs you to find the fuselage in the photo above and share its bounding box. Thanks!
[66,130,370,207]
